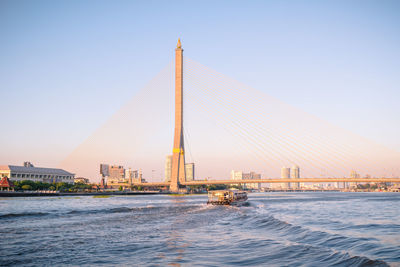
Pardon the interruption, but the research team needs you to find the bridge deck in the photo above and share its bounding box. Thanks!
[130,178,400,187]
[182,178,400,185]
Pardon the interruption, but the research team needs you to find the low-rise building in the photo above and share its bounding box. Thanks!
[0,162,74,184]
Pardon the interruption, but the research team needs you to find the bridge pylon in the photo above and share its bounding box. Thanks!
[170,39,186,192]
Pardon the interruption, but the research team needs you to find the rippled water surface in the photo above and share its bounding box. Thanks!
[0,192,399,266]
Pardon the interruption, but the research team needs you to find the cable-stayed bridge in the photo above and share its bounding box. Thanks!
[129,40,400,192]
[60,40,400,191]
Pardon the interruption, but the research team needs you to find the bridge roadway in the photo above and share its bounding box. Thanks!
[133,178,400,187]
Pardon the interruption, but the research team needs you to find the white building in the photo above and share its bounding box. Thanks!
[185,163,195,181]
[231,170,243,181]
[0,162,74,184]
[281,167,291,189]
[290,165,300,189]
[165,155,173,182]
[165,155,195,182]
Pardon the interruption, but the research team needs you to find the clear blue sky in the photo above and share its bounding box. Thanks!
[1,0,399,168]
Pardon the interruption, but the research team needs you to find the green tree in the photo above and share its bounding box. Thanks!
[207,184,228,191]
[119,186,123,191]
[71,182,92,191]
[230,184,243,190]
[21,184,32,190]
[55,182,72,192]
[20,180,37,190]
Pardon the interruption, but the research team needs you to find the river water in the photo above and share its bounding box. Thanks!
[0,192,399,266]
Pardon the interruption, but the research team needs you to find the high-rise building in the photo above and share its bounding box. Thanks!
[350,170,360,178]
[124,169,130,181]
[230,170,261,190]
[165,155,173,182]
[125,168,140,184]
[244,171,261,190]
[231,170,243,180]
[100,164,110,177]
[290,165,300,189]
[185,163,195,181]
[281,167,291,189]
[349,170,360,188]
[335,182,340,189]
[109,165,125,180]
[106,165,127,186]
[231,170,242,187]
[100,164,141,187]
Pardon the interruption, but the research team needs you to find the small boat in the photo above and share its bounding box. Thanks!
[207,190,248,205]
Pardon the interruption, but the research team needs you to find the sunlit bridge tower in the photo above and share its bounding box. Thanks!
[170,39,186,192]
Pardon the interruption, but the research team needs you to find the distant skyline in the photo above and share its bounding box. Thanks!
[1,0,399,177]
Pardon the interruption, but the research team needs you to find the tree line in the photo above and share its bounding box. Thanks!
[13,180,92,192]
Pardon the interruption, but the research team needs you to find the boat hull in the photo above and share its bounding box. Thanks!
[207,191,248,206]
[207,199,248,206]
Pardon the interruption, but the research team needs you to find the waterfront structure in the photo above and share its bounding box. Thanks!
[170,39,186,192]
[185,163,195,181]
[291,165,300,189]
[281,167,291,189]
[165,155,172,182]
[0,162,74,184]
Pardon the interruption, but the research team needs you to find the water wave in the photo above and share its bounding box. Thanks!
[1,193,399,266]
[0,212,49,219]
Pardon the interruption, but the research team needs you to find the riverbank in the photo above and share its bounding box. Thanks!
[0,191,164,197]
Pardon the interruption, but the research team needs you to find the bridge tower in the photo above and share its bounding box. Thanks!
[170,39,186,192]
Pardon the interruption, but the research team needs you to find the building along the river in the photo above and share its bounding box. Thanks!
[0,162,75,184]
